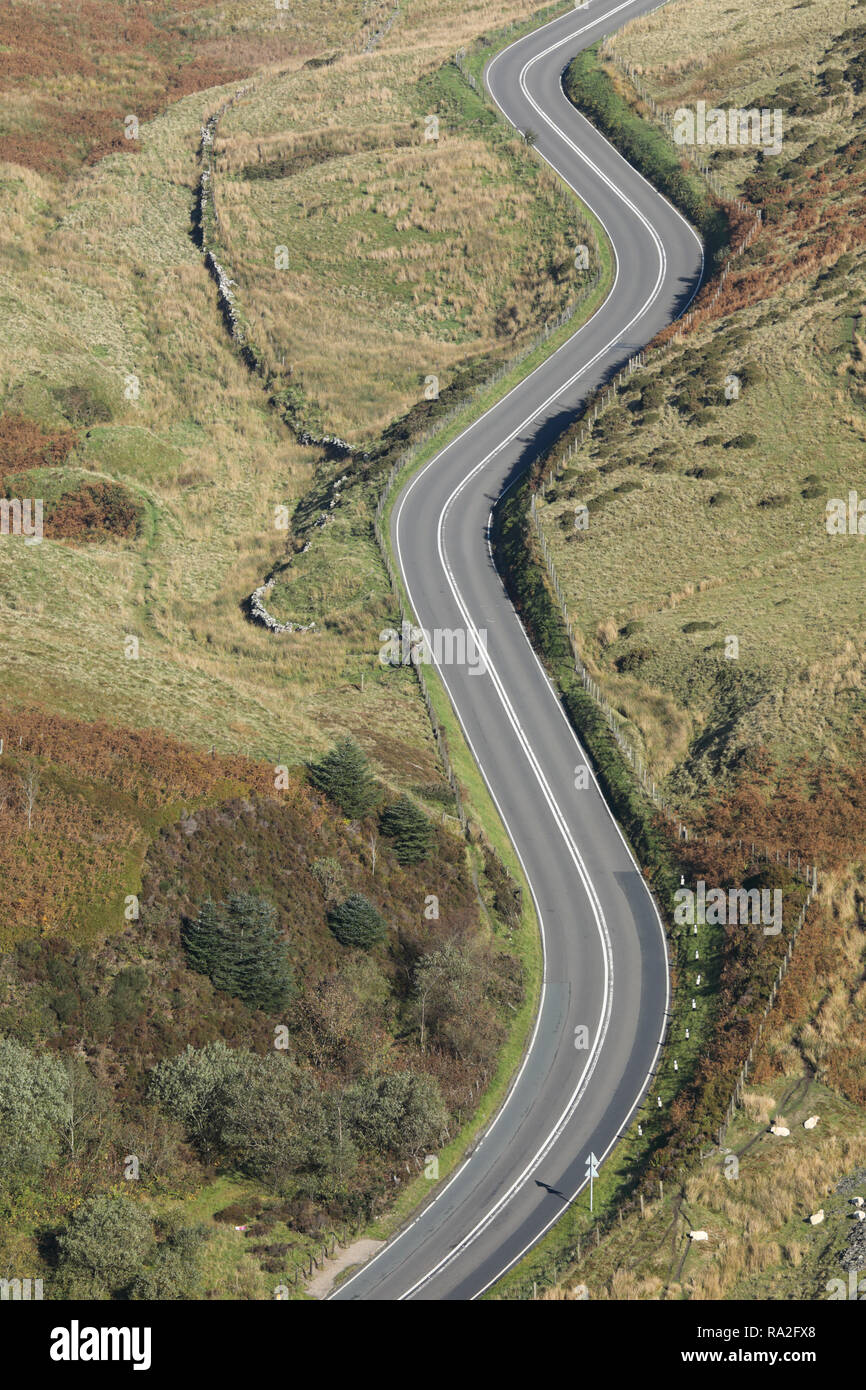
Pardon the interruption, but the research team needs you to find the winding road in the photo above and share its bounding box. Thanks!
[332,0,703,1300]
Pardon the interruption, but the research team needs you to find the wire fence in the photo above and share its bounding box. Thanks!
[496,859,818,1301]
[368,266,606,835]
[524,34,767,831]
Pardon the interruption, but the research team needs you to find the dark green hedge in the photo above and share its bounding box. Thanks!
[563,46,728,264]
[492,476,680,906]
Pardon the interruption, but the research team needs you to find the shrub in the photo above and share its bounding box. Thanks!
[411,782,456,808]
[640,380,667,409]
[55,1196,153,1299]
[616,646,653,673]
[758,492,792,508]
[51,381,114,427]
[128,1223,210,1300]
[148,1041,251,1163]
[0,1039,68,1178]
[0,412,77,482]
[311,856,346,902]
[738,360,766,389]
[46,479,143,541]
[148,1046,322,1184]
[346,1070,448,1156]
[213,1203,259,1225]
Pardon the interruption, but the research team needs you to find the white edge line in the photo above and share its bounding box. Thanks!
[333,0,703,1301]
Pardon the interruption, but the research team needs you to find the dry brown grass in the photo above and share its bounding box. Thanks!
[542,0,866,787]
[0,0,386,175]
[1,1,570,781]
[209,4,583,438]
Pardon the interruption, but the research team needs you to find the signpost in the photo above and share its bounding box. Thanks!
[586,1152,599,1212]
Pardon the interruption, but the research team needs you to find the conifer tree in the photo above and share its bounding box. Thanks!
[379,795,433,864]
[182,895,294,1011]
[327,893,387,950]
[308,737,379,818]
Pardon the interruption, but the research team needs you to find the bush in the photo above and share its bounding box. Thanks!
[213,1203,259,1225]
[727,432,759,449]
[0,1039,68,1178]
[148,1041,251,1163]
[615,646,653,673]
[148,1045,326,1185]
[758,492,792,509]
[411,782,456,808]
[327,894,387,949]
[346,1070,448,1156]
[640,380,667,409]
[379,796,433,863]
[128,1224,210,1300]
[55,1196,153,1299]
[738,360,766,389]
[45,479,143,541]
[311,856,346,902]
[51,381,114,427]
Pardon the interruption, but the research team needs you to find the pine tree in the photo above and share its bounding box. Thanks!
[379,795,433,864]
[181,899,224,979]
[182,895,294,1012]
[327,893,387,949]
[308,737,379,818]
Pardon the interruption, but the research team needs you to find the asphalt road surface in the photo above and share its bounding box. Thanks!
[332,0,703,1301]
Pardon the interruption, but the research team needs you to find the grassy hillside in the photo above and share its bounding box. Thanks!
[211,12,589,440]
[0,706,534,1297]
[0,0,592,770]
[504,0,866,1301]
[0,0,603,1300]
[0,0,386,176]
[543,0,866,802]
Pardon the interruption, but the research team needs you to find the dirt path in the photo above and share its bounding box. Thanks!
[307,1239,385,1299]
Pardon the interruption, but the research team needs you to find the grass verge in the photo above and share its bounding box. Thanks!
[332,25,618,1259]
